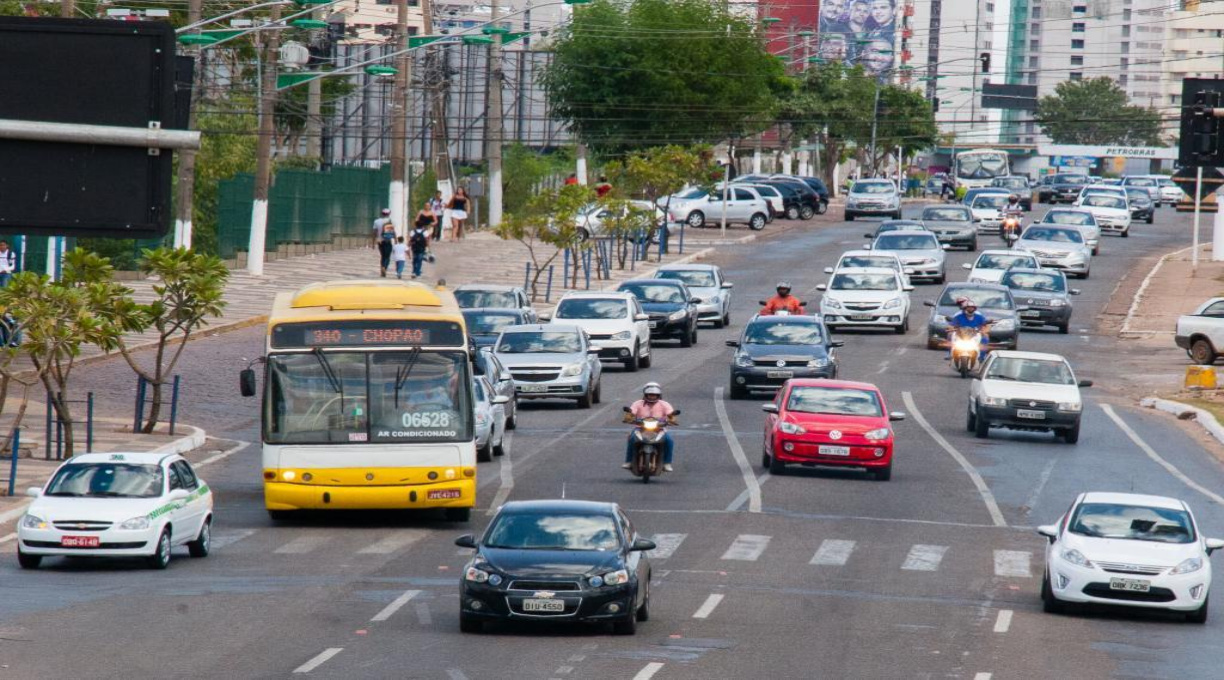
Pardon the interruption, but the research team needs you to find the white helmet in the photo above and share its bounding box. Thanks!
[643,382,663,397]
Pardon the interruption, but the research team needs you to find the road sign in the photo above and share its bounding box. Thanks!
[1172,166,1224,202]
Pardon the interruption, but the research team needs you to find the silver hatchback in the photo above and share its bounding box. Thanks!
[869,230,948,283]
[492,324,603,409]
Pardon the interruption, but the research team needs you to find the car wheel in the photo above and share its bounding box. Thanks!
[786,206,801,220]
[445,507,472,522]
[845,212,855,221]
[686,211,705,228]
[640,346,653,368]
[1062,421,1081,444]
[493,430,507,457]
[967,238,977,252]
[17,549,41,570]
[477,442,493,462]
[966,405,977,433]
[935,272,945,284]
[974,405,990,439]
[1058,322,1070,334]
[892,211,903,220]
[1079,269,1090,280]
[636,582,651,622]
[749,213,767,230]
[1121,229,1130,238]
[624,344,640,372]
[460,613,484,633]
[592,380,602,404]
[1092,244,1100,256]
[613,614,637,635]
[895,316,909,335]
[723,310,731,326]
[1147,215,1154,225]
[187,517,212,558]
[799,205,815,220]
[577,387,593,409]
[267,510,292,522]
[1192,338,1218,365]
[768,450,786,475]
[505,407,517,431]
[1041,572,1066,614]
[873,463,892,481]
[680,326,693,348]
[147,528,172,570]
[1188,596,1209,624]
[762,447,771,470]
[926,337,942,350]
[816,201,828,215]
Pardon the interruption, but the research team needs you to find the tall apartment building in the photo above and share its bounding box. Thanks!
[1161,2,1224,118]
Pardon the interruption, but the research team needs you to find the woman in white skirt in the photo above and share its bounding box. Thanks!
[446,186,470,240]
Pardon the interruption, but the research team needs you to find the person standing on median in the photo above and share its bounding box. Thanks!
[392,236,409,279]
[408,218,430,279]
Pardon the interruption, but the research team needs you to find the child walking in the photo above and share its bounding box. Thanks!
[392,236,409,279]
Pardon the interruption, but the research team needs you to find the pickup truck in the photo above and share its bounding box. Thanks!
[1175,297,1224,364]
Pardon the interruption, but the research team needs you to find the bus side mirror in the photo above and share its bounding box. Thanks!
[240,368,257,397]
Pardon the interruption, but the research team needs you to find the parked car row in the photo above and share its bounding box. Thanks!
[657,174,830,231]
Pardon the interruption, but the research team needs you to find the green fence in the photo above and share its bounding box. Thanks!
[216,165,391,260]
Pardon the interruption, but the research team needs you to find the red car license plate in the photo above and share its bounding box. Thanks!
[427,489,462,500]
[61,535,100,548]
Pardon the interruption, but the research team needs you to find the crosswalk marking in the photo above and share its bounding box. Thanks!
[810,539,856,566]
[692,594,724,619]
[993,550,1032,578]
[274,535,329,555]
[648,533,687,560]
[901,544,948,572]
[357,530,428,555]
[210,529,257,552]
[721,534,771,561]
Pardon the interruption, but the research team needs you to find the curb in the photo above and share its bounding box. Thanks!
[1140,397,1224,446]
[1119,243,1202,337]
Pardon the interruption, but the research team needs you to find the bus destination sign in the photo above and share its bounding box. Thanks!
[271,320,465,348]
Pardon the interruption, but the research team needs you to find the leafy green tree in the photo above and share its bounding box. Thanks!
[870,86,939,171]
[776,63,875,188]
[1035,77,1163,145]
[495,184,595,299]
[192,107,258,255]
[543,0,786,152]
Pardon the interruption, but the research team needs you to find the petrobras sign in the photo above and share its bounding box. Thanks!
[1039,144,1177,160]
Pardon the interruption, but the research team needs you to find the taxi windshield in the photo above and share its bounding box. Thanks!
[462,311,521,335]
[45,463,164,498]
[851,181,895,194]
[1024,227,1084,243]
[841,256,898,270]
[976,254,1036,270]
[497,331,582,354]
[831,273,898,291]
[875,234,938,250]
[454,290,517,309]
[972,195,1009,209]
[621,283,685,304]
[984,357,1074,384]
[1084,195,1125,209]
[922,207,971,221]
[1043,211,1093,226]
[657,270,716,287]
[556,298,626,320]
[939,289,1013,309]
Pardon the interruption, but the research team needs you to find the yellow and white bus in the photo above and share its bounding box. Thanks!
[243,279,477,521]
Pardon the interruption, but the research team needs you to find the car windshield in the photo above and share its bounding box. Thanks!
[923,208,971,221]
[786,386,883,417]
[463,311,521,335]
[1043,211,1094,226]
[831,273,898,291]
[1125,189,1150,202]
[875,234,938,250]
[556,298,627,320]
[976,254,1037,270]
[1023,227,1084,243]
[1003,271,1065,292]
[852,181,894,194]
[658,270,716,287]
[455,290,517,309]
[484,513,621,551]
[841,256,898,270]
[1055,175,1089,185]
[744,322,824,345]
[973,195,1008,209]
[621,283,685,303]
[497,332,582,354]
[879,221,923,233]
[984,357,1074,384]
[1127,178,1157,187]
[939,288,1014,309]
[1069,502,1195,544]
[1084,195,1125,208]
[44,463,163,498]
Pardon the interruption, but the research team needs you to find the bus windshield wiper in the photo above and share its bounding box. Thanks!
[394,346,423,407]
[312,347,342,394]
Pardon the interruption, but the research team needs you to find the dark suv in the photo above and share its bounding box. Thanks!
[616,279,700,346]
[726,315,842,398]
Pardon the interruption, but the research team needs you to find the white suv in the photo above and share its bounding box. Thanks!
[968,350,1092,443]
[546,291,653,371]
[816,267,913,334]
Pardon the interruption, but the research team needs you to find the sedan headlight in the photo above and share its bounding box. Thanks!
[823,297,843,310]
[562,362,584,377]
[465,566,491,583]
[668,311,687,321]
[992,319,1015,331]
[807,357,830,368]
[601,569,631,586]
[864,427,891,441]
[883,297,902,309]
[1048,299,1066,307]
[1171,557,1204,575]
[20,514,47,530]
[610,330,632,341]
[1057,401,1082,413]
[119,516,151,530]
[982,395,1008,407]
[707,294,722,304]
[734,353,754,368]
[1060,548,1093,568]
[779,421,807,435]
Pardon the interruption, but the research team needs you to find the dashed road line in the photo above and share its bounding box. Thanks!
[974,674,993,680]
[901,544,947,572]
[993,550,1032,578]
[1022,457,1059,517]
[993,609,1013,634]
[487,440,515,514]
[446,670,470,680]
[194,439,251,469]
[293,648,343,674]
[1101,403,1224,506]
[210,529,257,552]
[633,662,665,680]
[648,533,688,560]
[357,530,427,555]
[810,539,856,566]
[692,593,725,619]
[714,387,763,513]
[370,589,420,622]
[274,535,329,555]
[721,534,771,561]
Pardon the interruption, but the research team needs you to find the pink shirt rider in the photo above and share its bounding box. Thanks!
[629,399,675,420]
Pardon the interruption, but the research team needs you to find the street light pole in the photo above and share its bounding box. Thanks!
[174,0,204,249]
[247,2,282,276]
[388,0,411,235]
[486,0,504,228]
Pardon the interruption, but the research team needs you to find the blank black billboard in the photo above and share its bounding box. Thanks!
[981,83,1038,111]
[0,17,179,238]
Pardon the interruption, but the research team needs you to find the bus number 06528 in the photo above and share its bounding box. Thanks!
[402,412,452,428]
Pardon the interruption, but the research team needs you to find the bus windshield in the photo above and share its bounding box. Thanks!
[957,153,1008,180]
[265,351,472,444]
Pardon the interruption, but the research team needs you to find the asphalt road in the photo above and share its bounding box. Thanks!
[3,204,1224,680]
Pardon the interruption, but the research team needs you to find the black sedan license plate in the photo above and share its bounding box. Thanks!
[1109,577,1150,593]
[767,370,793,379]
[523,598,565,612]
[1021,311,1041,318]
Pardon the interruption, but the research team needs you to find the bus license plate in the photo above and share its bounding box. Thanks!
[523,598,565,612]
[1016,409,1045,420]
[519,384,548,393]
[427,489,462,500]
[62,536,100,548]
[818,445,851,456]
[1109,577,1150,593]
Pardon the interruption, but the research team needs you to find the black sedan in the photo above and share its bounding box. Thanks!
[456,500,655,635]
[726,314,843,398]
[1001,268,1080,335]
[1040,174,1092,204]
[1124,187,1156,224]
[617,279,699,346]
[924,283,1021,350]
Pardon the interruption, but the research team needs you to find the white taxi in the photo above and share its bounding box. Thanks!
[17,452,213,570]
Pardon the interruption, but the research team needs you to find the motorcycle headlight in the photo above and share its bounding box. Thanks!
[735,353,754,368]
[807,357,830,368]
[1057,401,1082,413]
[465,566,491,583]
[562,362,584,377]
[1048,299,1066,307]
[883,297,902,309]
[668,310,687,321]
[992,319,1015,331]
[953,337,980,351]
[779,421,807,435]
[823,297,843,310]
[119,516,151,530]
[1171,557,1204,575]
[610,330,632,341]
[642,420,660,431]
[864,427,891,441]
[601,569,631,586]
[982,395,1007,407]
[20,514,47,530]
[1060,548,1093,568]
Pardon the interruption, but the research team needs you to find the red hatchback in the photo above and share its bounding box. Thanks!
[761,379,905,481]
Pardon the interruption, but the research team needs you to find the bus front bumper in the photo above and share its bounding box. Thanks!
[265,478,476,510]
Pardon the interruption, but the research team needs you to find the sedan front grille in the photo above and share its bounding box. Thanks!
[843,303,881,311]
[1095,561,1169,576]
[507,580,583,592]
[52,520,112,531]
[752,359,811,367]
[1007,399,1056,410]
[512,372,561,383]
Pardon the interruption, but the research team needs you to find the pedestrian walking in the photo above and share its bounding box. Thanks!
[378,219,397,277]
[414,202,439,243]
[392,236,408,279]
[372,208,392,248]
[429,191,445,240]
[446,187,470,240]
[0,241,15,288]
[564,173,579,186]
[595,176,613,198]
[408,220,430,279]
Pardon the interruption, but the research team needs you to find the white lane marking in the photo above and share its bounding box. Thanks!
[210,529,257,551]
[714,387,763,513]
[875,360,891,375]
[446,670,470,680]
[1101,404,1224,505]
[293,648,343,674]
[370,589,421,622]
[726,473,770,512]
[901,544,948,572]
[648,533,687,560]
[993,609,1013,634]
[274,535,328,554]
[633,662,665,680]
[414,602,432,626]
[897,346,908,356]
[554,667,574,676]
[993,550,1032,578]
[810,539,856,566]
[903,392,1007,527]
[194,439,251,469]
[974,674,993,680]
[357,530,428,555]
[692,593,725,619]
[1023,457,1059,516]
[487,440,515,514]
[721,534,771,561]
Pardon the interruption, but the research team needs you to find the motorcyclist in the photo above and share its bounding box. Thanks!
[947,299,991,361]
[1004,193,1024,213]
[761,281,805,315]
[622,382,677,472]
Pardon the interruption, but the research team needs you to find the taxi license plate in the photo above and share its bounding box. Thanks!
[850,315,876,321]
[1109,577,1151,593]
[61,535,100,548]
[519,384,548,393]
[818,445,851,456]
[766,370,793,379]
[1016,409,1046,420]
[1021,310,1041,318]
[427,489,462,500]
[523,598,565,612]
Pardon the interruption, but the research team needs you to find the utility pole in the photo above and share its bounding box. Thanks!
[388,0,411,234]
[485,0,504,228]
[60,0,74,18]
[305,4,324,159]
[421,0,453,190]
[174,0,204,249]
[869,81,881,176]
[247,3,282,276]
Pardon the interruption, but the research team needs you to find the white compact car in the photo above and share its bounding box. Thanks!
[824,250,913,286]
[1039,492,1223,623]
[1016,225,1093,279]
[18,452,213,570]
[817,267,913,333]
[473,376,510,462]
[656,263,734,328]
[970,194,1010,233]
[1039,209,1101,255]
[968,350,1092,443]
[1074,193,1131,237]
[547,291,652,370]
[962,250,1039,284]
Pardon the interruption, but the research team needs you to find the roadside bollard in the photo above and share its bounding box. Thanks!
[7,429,19,497]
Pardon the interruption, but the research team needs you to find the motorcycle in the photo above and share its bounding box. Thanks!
[1000,210,1023,246]
[623,406,680,483]
[942,325,1000,378]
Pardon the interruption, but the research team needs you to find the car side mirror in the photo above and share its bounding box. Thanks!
[500,372,513,382]
[492,395,511,404]
[539,311,553,321]
[1037,525,1058,543]
[725,340,740,348]
[454,534,477,549]
[721,282,734,289]
[1078,379,1093,387]
[1206,538,1224,555]
[961,263,972,270]
[239,368,257,397]
[634,313,649,321]
[923,300,935,307]
[902,285,915,292]
[690,298,702,304]
[757,300,767,306]
[169,488,190,501]
[888,411,906,422]
[631,537,657,552]
[823,267,834,274]
[26,486,41,498]
[864,233,874,238]
[903,268,915,275]
[761,403,779,413]
[1070,289,1081,295]
[816,284,827,291]
[830,340,845,348]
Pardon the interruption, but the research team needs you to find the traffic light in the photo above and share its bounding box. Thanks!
[979,52,990,73]
[1180,84,1224,167]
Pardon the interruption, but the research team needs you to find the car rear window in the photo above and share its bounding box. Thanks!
[922,207,971,221]
[455,290,517,309]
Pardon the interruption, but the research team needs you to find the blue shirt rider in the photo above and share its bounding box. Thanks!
[948,299,991,359]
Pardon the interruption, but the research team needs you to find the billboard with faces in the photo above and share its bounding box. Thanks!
[817,0,896,81]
